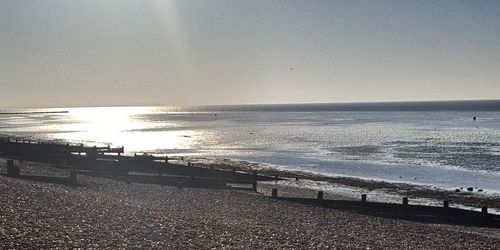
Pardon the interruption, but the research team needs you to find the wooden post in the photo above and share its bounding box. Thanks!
[86,146,97,161]
[274,174,278,180]
[165,156,169,164]
[6,160,20,177]
[442,200,450,221]
[272,188,278,198]
[403,197,409,206]
[361,194,367,203]
[252,171,257,191]
[317,191,324,200]
[482,206,488,215]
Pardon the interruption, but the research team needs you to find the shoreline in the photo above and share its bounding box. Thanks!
[1,132,498,211]
[188,157,500,210]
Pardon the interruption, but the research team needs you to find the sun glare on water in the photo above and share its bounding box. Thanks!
[55,107,198,154]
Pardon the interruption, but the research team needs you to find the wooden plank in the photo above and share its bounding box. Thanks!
[272,196,500,228]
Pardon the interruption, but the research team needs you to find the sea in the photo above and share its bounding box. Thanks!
[1,100,500,193]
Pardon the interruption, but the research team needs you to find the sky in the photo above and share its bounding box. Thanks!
[1,0,499,108]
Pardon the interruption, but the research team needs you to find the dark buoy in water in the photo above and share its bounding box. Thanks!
[473,116,476,121]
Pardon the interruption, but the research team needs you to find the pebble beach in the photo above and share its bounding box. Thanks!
[1,161,500,249]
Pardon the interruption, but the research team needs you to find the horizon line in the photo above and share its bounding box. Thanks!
[1,98,499,110]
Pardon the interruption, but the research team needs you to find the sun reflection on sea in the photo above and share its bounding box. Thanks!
[51,107,199,153]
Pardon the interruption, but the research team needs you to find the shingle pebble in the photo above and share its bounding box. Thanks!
[0,163,500,249]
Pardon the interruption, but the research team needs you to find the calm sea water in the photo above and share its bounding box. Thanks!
[1,100,500,192]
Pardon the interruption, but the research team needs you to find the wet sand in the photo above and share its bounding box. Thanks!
[1,160,500,249]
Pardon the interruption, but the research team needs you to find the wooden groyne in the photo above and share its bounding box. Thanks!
[0,136,275,190]
[269,188,500,228]
[2,135,499,228]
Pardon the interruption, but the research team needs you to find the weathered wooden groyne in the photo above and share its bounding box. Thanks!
[268,189,500,228]
[0,136,275,189]
[2,135,499,228]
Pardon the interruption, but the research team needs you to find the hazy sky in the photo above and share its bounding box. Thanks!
[1,0,499,108]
